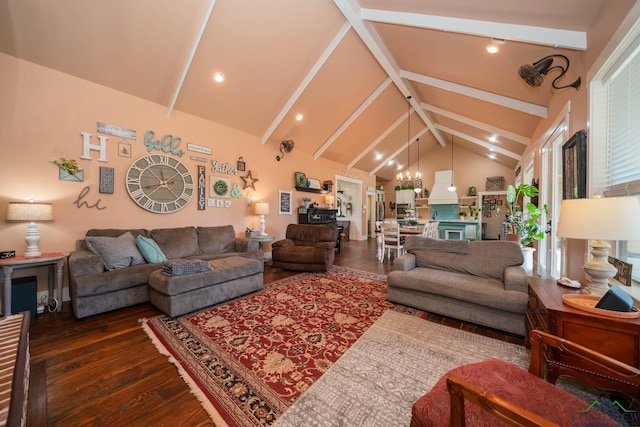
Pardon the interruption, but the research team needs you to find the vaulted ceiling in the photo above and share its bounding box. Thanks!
[0,0,630,181]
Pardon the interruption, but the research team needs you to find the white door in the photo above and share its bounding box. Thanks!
[539,112,568,278]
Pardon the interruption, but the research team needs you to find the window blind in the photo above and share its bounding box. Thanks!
[605,53,640,196]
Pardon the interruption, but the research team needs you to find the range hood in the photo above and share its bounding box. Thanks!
[428,170,459,205]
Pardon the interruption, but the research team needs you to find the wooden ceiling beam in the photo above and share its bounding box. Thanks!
[261,22,351,145]
[361,8,587,50]
[422,103,531,146]
[333,0,447,147]
[402,70,548,118]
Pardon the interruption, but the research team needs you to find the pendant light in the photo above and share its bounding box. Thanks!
[414,137,422,195]
[396,96,413,185]
[448,136,457,192]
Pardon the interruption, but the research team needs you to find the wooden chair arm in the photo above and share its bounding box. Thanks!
[446,374,557,427]
[528,330,640,390]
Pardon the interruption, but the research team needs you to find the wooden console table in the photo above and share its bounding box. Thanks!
[526,276,640,395]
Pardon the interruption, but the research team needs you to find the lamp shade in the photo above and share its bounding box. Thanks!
[325,195,335,204]
[556,196,640,241]
[6,202,54,222]
[254,202,270,216]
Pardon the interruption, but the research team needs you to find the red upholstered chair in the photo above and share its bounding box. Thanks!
[411,330,640,427]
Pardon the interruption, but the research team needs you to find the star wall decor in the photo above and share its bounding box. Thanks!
[241,170,259,190]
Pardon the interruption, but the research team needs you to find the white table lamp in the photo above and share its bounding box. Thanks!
[325,194,335,208]
[556,196,640,296]
[6,201,54,257]
[254,202,270,236]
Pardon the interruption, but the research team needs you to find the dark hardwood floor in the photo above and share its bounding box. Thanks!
[27,238,524,426]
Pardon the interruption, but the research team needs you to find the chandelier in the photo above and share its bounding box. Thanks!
[397,96,414,187]
[414,137,422,194]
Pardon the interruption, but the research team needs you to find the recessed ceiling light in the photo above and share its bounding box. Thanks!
[489,134,498,143]
[295,113,304,121]
[489,153,497,160]
[397,164,403,170]
[486,45,499,54]
[387,160,394,166]
[375,153,382,160]
[213,72,225,83]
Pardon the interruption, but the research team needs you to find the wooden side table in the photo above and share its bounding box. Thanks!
[527,276,640,395]
[0,253,65,315]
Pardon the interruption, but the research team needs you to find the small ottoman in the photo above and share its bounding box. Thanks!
[148,256,263,317]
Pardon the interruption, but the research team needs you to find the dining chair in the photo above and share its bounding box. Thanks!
[421,222,440,239]
[380,222,404,261]
[375,221,384,260]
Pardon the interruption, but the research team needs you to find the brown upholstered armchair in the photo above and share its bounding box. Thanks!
[271,224,338,272]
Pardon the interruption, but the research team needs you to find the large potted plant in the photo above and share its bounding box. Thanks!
[505,184,547,247]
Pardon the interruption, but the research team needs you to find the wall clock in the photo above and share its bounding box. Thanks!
[126,154,194,214]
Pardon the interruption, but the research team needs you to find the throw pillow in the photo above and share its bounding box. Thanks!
[136,235,167,264]
[85,231,146,270]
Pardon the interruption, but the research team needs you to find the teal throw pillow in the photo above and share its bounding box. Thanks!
[136,235,167,264]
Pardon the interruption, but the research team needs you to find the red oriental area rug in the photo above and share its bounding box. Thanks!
[142,266,425,427]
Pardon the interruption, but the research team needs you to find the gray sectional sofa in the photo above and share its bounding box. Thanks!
[387,237,528,336]
[68,225,263,318]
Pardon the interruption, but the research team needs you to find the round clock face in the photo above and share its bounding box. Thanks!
[126,154,194,214]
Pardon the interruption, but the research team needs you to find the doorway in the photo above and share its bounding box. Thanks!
[336,175,363,240]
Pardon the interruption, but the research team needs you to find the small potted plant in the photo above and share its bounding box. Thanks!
[458,211,468,221]
[505,184,547,246]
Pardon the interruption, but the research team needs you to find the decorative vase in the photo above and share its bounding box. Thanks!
[521,247,536,275]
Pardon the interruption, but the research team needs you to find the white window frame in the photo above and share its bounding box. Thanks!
[589,10,640,291]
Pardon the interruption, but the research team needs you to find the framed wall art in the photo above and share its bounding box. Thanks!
[279,190,292,215]
[562,130,587,199]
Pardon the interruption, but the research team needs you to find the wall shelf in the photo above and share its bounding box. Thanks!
[295,186,329,194]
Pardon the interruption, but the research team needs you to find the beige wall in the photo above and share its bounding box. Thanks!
[0,53,375,296]
[516,2,640,279]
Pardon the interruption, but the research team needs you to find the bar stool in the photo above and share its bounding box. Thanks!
[444,229,463,240]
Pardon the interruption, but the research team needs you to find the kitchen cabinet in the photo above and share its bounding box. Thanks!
[395,189,415,205]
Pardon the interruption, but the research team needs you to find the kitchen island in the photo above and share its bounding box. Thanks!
[395,219,481,240]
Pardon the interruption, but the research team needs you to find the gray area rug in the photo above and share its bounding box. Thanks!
[273,310,530,427]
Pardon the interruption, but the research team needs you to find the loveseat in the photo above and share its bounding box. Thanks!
[387,237,528,336]
[68,225,263,318]
[271,224,338,271]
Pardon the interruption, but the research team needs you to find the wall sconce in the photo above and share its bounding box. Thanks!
[276,140,294,161]
[518,54,581,91]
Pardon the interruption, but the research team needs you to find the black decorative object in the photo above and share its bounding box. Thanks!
[562,130,587,199]
[237,157,246,172]
[518,54,581,91]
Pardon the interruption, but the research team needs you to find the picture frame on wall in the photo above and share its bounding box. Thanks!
[562,130,587,199]
[279,190,292,215]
